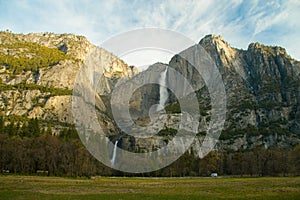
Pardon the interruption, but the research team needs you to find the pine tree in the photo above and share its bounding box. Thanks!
[46,124,53,135]
[27,118,40,137]
[0,116,4,134]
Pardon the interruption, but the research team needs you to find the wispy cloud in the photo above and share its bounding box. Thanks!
[0,0,299,60]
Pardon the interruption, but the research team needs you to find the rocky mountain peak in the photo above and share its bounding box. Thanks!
[0,31,299,153]
[198,34,240,72]
[165,34,300,151]
[248,42,289,58]
[199,34,224,44]
[199,34,231,51]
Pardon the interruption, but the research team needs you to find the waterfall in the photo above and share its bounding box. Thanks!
[111,140,118,167]
[158,67,168,110]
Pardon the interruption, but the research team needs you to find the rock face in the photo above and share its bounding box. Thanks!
[198,35,300,130]
[0,31,137,134]
[1,31,299,153]
[0,32,93,61]
[125,34,300,153]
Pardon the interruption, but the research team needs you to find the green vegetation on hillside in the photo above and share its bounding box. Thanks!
[165,101,209,116]
[157,127,177,137]
[165,102,181,113]
[220,121,291,140]
[0,81,72,96]
[0,41,69,74]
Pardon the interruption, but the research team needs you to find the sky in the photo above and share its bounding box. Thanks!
[0,0,299,67]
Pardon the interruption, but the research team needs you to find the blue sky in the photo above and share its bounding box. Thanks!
[1,0,299,61]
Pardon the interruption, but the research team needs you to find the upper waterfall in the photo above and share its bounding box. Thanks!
[158,66,168,111]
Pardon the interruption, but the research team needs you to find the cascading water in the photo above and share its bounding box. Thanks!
[111,140,118,167]
[157,67,168,111]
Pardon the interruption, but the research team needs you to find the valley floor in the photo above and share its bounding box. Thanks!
[0,175,300,199]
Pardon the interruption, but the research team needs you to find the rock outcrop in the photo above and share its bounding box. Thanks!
[1,31,299,154]
[125,34,300,153]
[0,31,137,134]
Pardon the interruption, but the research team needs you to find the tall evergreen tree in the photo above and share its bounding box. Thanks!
[0,116,4,134]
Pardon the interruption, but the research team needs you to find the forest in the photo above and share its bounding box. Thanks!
[0,116,300,177]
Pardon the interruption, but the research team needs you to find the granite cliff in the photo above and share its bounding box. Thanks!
[123,34,300,153]
[0,31,137,135]
[1,31,299,154]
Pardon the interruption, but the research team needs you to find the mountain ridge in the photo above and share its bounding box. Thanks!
[0,31,299,153]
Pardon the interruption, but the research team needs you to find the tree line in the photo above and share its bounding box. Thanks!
[0,117,300,177]
[0,81,72,97]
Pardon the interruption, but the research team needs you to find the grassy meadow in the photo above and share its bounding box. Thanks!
[0,175,300,199]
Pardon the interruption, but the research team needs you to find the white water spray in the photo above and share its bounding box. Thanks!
[158,67,168,111]
[111,140,118,166]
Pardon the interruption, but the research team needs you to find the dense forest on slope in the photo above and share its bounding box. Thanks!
[1,118,300,177]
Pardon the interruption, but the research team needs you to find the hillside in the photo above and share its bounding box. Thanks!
[0,31,137,135]
[0,31,300,176]
[171,34,300,151]
[116,34,300,155]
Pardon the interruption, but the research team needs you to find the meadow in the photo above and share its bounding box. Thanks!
[0,175,300,199]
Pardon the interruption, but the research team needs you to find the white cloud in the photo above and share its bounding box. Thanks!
[0,0,299,60]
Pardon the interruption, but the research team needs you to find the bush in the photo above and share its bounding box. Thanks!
[157,127,177,137]
[165,102,181,113]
